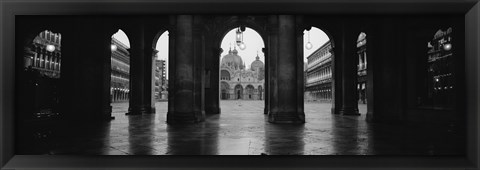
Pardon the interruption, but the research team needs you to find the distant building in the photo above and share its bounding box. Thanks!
[155,59,168,100]
[21,30,63,118]
[110,37,130,102]
[424,27,454,107]
[24,30,62,78]
[357,32,367,104]
[220,46,265,100]
[305,41,333,102]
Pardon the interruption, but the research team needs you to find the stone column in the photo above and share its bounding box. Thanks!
[167,15,176,118]
[268,15,305,123]
[295,16,305,119]
[205,47,222,114]
[263,47,269,114]
[126,23,151,115]
[267,15,279,116]
[332,22,360,116]
[193,16,205,121]
[148,49,157,114]
[167,15,204,123]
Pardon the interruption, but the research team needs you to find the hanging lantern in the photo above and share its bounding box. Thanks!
[236,27,242,46]
[239,42,246,50]
[305,30,313,50]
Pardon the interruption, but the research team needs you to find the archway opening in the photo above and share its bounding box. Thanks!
[219,27,265,112]
[110,29,131,115]
[21,30,63,120]
[153,30,169,115]
[356,32,368,114]
[16,29,63,154]
[422,27,454,108]
[303,26,333,116]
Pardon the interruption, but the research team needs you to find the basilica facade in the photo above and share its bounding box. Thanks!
[220,46,265,100]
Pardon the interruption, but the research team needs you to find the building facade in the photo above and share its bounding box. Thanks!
[424,27,454,108]
[357,32,367,104]
[305,41,333,102]
[220,46,265,100]
[110,38,130,102]
[155,59,168,100]
[24,30,62,78]
[20,30,62,119]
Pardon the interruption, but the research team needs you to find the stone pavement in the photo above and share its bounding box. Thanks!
[24,100,463,155]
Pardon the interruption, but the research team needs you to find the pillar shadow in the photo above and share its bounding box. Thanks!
[330,115,369,155]
[166,114,219,155]
[127,114,155,155]
[263,120,305,155]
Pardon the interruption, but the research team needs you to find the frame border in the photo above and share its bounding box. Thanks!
[1,0,479,169]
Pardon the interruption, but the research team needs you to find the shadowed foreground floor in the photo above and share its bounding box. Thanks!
[17,100,465,155]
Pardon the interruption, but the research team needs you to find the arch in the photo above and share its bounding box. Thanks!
[22,30,63,77]
[215,16,268,48]
[219,27,266,70]
[152,30,169,101]
[152,30,169,50]
[220,70,231,81]
[303,26,333,103]
[245,84,255,100]
[112,29,131,48]
[220,81,230,100]
[234,84,243,100]
[110,29,131,103]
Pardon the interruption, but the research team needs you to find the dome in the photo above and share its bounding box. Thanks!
[250,53,264,71]
[221,46,244,69]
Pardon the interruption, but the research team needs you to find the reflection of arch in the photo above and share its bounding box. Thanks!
[245,84,255,100]
[234,84,243,100]
[220,81,230,100]
[220,70,231,81]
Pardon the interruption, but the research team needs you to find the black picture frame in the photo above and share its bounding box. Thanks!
[1,0,479,169]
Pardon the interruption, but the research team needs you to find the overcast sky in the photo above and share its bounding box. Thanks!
[111,26,330,79]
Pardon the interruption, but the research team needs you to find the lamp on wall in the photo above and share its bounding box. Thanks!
[46,44,55,52]
[443,43,452,51]
[111,44,117,51]
[305,30,313,50]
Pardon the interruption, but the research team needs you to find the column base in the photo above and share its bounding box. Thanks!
[205,107,221,114]
[196,110,206,122]
[331,107,338,114]
[101,105,114,120]
[267,111,305,124]
[366,111,374,122]
[100,114,115,121]
[146,107,156,114]
[126,105,150,115]
[167,111,204,124]
[338,107,360,116]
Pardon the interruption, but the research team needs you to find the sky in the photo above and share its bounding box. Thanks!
[111,26,330,78]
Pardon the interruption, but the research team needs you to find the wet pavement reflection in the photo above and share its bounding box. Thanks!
[16,100,465,155]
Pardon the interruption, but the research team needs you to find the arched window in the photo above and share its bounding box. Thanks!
[221,70,231,81]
